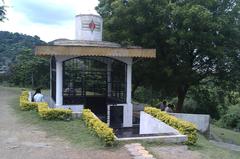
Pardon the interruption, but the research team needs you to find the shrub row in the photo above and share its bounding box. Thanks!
[19,91,38,111]
[20,91,72,120]
[144,106,198,145]
[37,103,72,120]
[82,109,115,146]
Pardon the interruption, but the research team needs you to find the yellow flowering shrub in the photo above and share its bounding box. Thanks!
[38,106,72,120]
[19,91,72,120]
[144,106,198,145]
[82,109,116,146]
[19,91,38,111]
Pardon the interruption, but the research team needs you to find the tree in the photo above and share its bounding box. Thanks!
[0,0,6,22]
[8,49,49,88]
[96,0,240,112]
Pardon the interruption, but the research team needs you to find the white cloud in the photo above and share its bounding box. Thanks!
[0,0,99,42]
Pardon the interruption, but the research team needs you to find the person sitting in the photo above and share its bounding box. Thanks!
[159,100,167,111]
[165,104,173,113]
[32,88,44,102]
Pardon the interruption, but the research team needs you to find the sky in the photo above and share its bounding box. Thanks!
[0,0,99,42]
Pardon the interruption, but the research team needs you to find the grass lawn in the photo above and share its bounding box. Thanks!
[9,88,114,149]
[5,86,240,158]
[189,134,240,159]
[211,124,240,145]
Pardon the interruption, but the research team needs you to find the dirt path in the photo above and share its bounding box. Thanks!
[0,87,131,159]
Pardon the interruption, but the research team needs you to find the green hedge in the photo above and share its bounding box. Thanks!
[19,91,38,111]
[38,105,72,120]
[82,109,116,146]
[144,106,198,145]
[19,91,72,120]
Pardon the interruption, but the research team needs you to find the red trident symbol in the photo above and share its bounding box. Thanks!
[89,20,96,32]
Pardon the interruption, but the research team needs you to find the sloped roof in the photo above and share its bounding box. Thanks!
[35,40,156,58]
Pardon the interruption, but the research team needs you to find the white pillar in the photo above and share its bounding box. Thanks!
[123,59,133,127]
[56,60,63,106]
[107,63,112,97]
[126,61,132,104]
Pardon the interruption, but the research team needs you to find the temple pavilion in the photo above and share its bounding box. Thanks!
[35,14,156,128]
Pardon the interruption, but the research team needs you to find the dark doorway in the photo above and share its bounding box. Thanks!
[85,96,107,122]
[110,106,123,128]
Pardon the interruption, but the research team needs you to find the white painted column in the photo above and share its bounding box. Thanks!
[107,63,112,97]
[50,57,52,99]
[56,60,63,106]
[123,58,133,127]
[126,61,132,104]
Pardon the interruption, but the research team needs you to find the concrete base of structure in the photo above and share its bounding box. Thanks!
[56,105,84,112]
[116,134,187,143]
[72,112,82,119]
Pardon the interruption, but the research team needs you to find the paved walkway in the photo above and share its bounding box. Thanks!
[125,143,155,159]
[0,87,131,159]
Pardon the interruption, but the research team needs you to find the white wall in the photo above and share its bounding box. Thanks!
[75,14,103,41]
[57,105,84,112]
[170,113,210,134]
[140,111,180,135]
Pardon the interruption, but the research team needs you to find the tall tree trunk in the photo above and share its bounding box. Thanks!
[176,84,189,113]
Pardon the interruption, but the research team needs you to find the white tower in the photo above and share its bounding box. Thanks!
[75,14,103,41]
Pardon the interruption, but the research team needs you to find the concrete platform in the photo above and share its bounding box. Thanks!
[116,134,187,143]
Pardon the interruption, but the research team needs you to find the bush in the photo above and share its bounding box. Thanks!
[37,102,72,120]
[38,107,72,120]
[144,106,198,145]
[82,109,115,146]
[20,91,72,120]
[217,104,240,131]
[20,101,38,111]
[19,91,38,111]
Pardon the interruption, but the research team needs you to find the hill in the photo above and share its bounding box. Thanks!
[0,31,45,72]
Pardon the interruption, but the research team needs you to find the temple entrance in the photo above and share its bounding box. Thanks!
[60,56,126,121]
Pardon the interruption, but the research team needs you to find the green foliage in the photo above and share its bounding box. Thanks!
[0,31,49,88]
[0,0,6,22]
[181,81,240,120]
[185,85,223,119]
[82,109,116,146]
[8,49,49,88]
[144,106,198,145]
[133,86,163,105]
[217,104,240,131]
[97,0,240,112]
[0,31,44,66]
